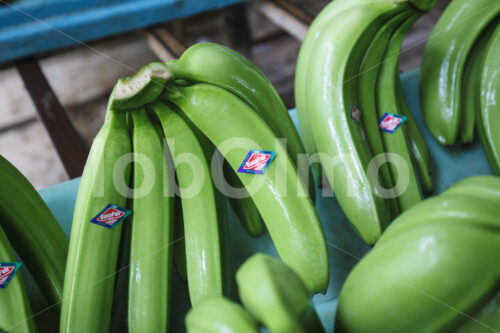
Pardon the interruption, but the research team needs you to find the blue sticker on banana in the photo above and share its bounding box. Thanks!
[379,112,407,133]
[238,150,277,175]
[90,204,131,229]
[0,262,22,288]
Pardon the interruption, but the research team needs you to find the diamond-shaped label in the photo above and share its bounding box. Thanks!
[379,112,407,133]
[90,204,131,229]
[237,150,277,175]
[0,262,22,288]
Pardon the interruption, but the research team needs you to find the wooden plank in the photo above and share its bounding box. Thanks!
[16,59,87,178]
[224,3,252,57]
[272,0,313,25]
[145,26,187,61]
[254,1,308,41]
[0,0,247,63]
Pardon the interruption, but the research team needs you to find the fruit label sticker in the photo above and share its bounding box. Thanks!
[238,150,277,175]
[350,104,362,123]
[379,113,407,133]
[90,204,131,229]
[0,262,22,288]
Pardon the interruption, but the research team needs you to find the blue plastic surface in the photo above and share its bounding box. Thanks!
[0,0,246,63]
[31,70,491,332]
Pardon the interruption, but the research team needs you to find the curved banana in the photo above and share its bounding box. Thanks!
[61,108,132,333]
[165,43,315,200]
[420,0,500,145]
[185,296,258,333]
[162,83,328,294]
[153,101,230,306]
[478,24,500,175]
[236,253,324,333]
[376,15,423,211]
[128,108,174,332]
[0,225,37,333]
[443,175,500,201]
[304,1,415,243]
[460,21,498,144]
[0,156,68,308]
[395,75,433,194]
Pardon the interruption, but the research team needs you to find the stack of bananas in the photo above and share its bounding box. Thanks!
[295,0,436,244]
[0,156,69,333]
[60,43,329,333]
[336,176,500,332]
[420,0,500,174]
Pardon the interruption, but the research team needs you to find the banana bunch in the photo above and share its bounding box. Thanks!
[295,0,435,244]
[62,43,328,332]
[0,155,69,332]
[336,175,500,332]
[420,0,500,151]
[186,253,324,333]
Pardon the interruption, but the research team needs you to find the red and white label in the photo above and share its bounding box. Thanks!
[96,207,126,225]
[0,266,15,285]
[243,153,272,171]
[380,115,402,131]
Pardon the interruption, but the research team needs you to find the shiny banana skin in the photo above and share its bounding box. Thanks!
[420,0,500,145]
[128,109,174,332]
[165,43,315,201]
[61,109,131,333]
[304,1,413,244]
[0,156,68,308]
[357,12,412,219]
[0,225,37,333]
[185,296,259,333]
[236,253,325,333]
[443,175,500,201]
[163,83,328,294]
[336,222,500,333]
[460,20,498,144]
[376,15,423,212]
[153,101,230,306]
[478,24,500,176]
[395,75,433,194]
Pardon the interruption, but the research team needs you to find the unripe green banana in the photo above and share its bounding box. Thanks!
[153,100,230,306]
[460,20,499,144]
[162,83,328,293]
[478,24,500,175]
[303,1,412,243]
[128,108,174,332]
[185,296,259,333]
[61,108,132,333]
[165,43,315,201]
[420,0,500,145]
[236,253,324,333]
[0,225,37,333]
[0,156,68,308]
[173,195,188,282]
[376,15,423,212]
[443,175,500,201]
[395,75,433,194]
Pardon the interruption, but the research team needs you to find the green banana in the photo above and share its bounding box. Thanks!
[443,175,500,201]
[165,43,315,200]
[304,1,413,243]
[173,195,188,282]
[236,253,324,333]
[454,292,500,333]
[0,156,68,308]
[478,24,500,176]
[336,222,500,332]
[376,15,423,212]
[128,108,174,332]
[153,100,230,306]
[162,83,328,293]
[395,75,433,194]
[110,62,170,111]
[460,19,499,144]
[185,296,258,333]
[420,0,500,145]
[61,108,131,333]
[0,225,37,333]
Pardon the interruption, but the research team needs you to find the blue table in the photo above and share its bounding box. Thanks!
[31,70,492,332]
